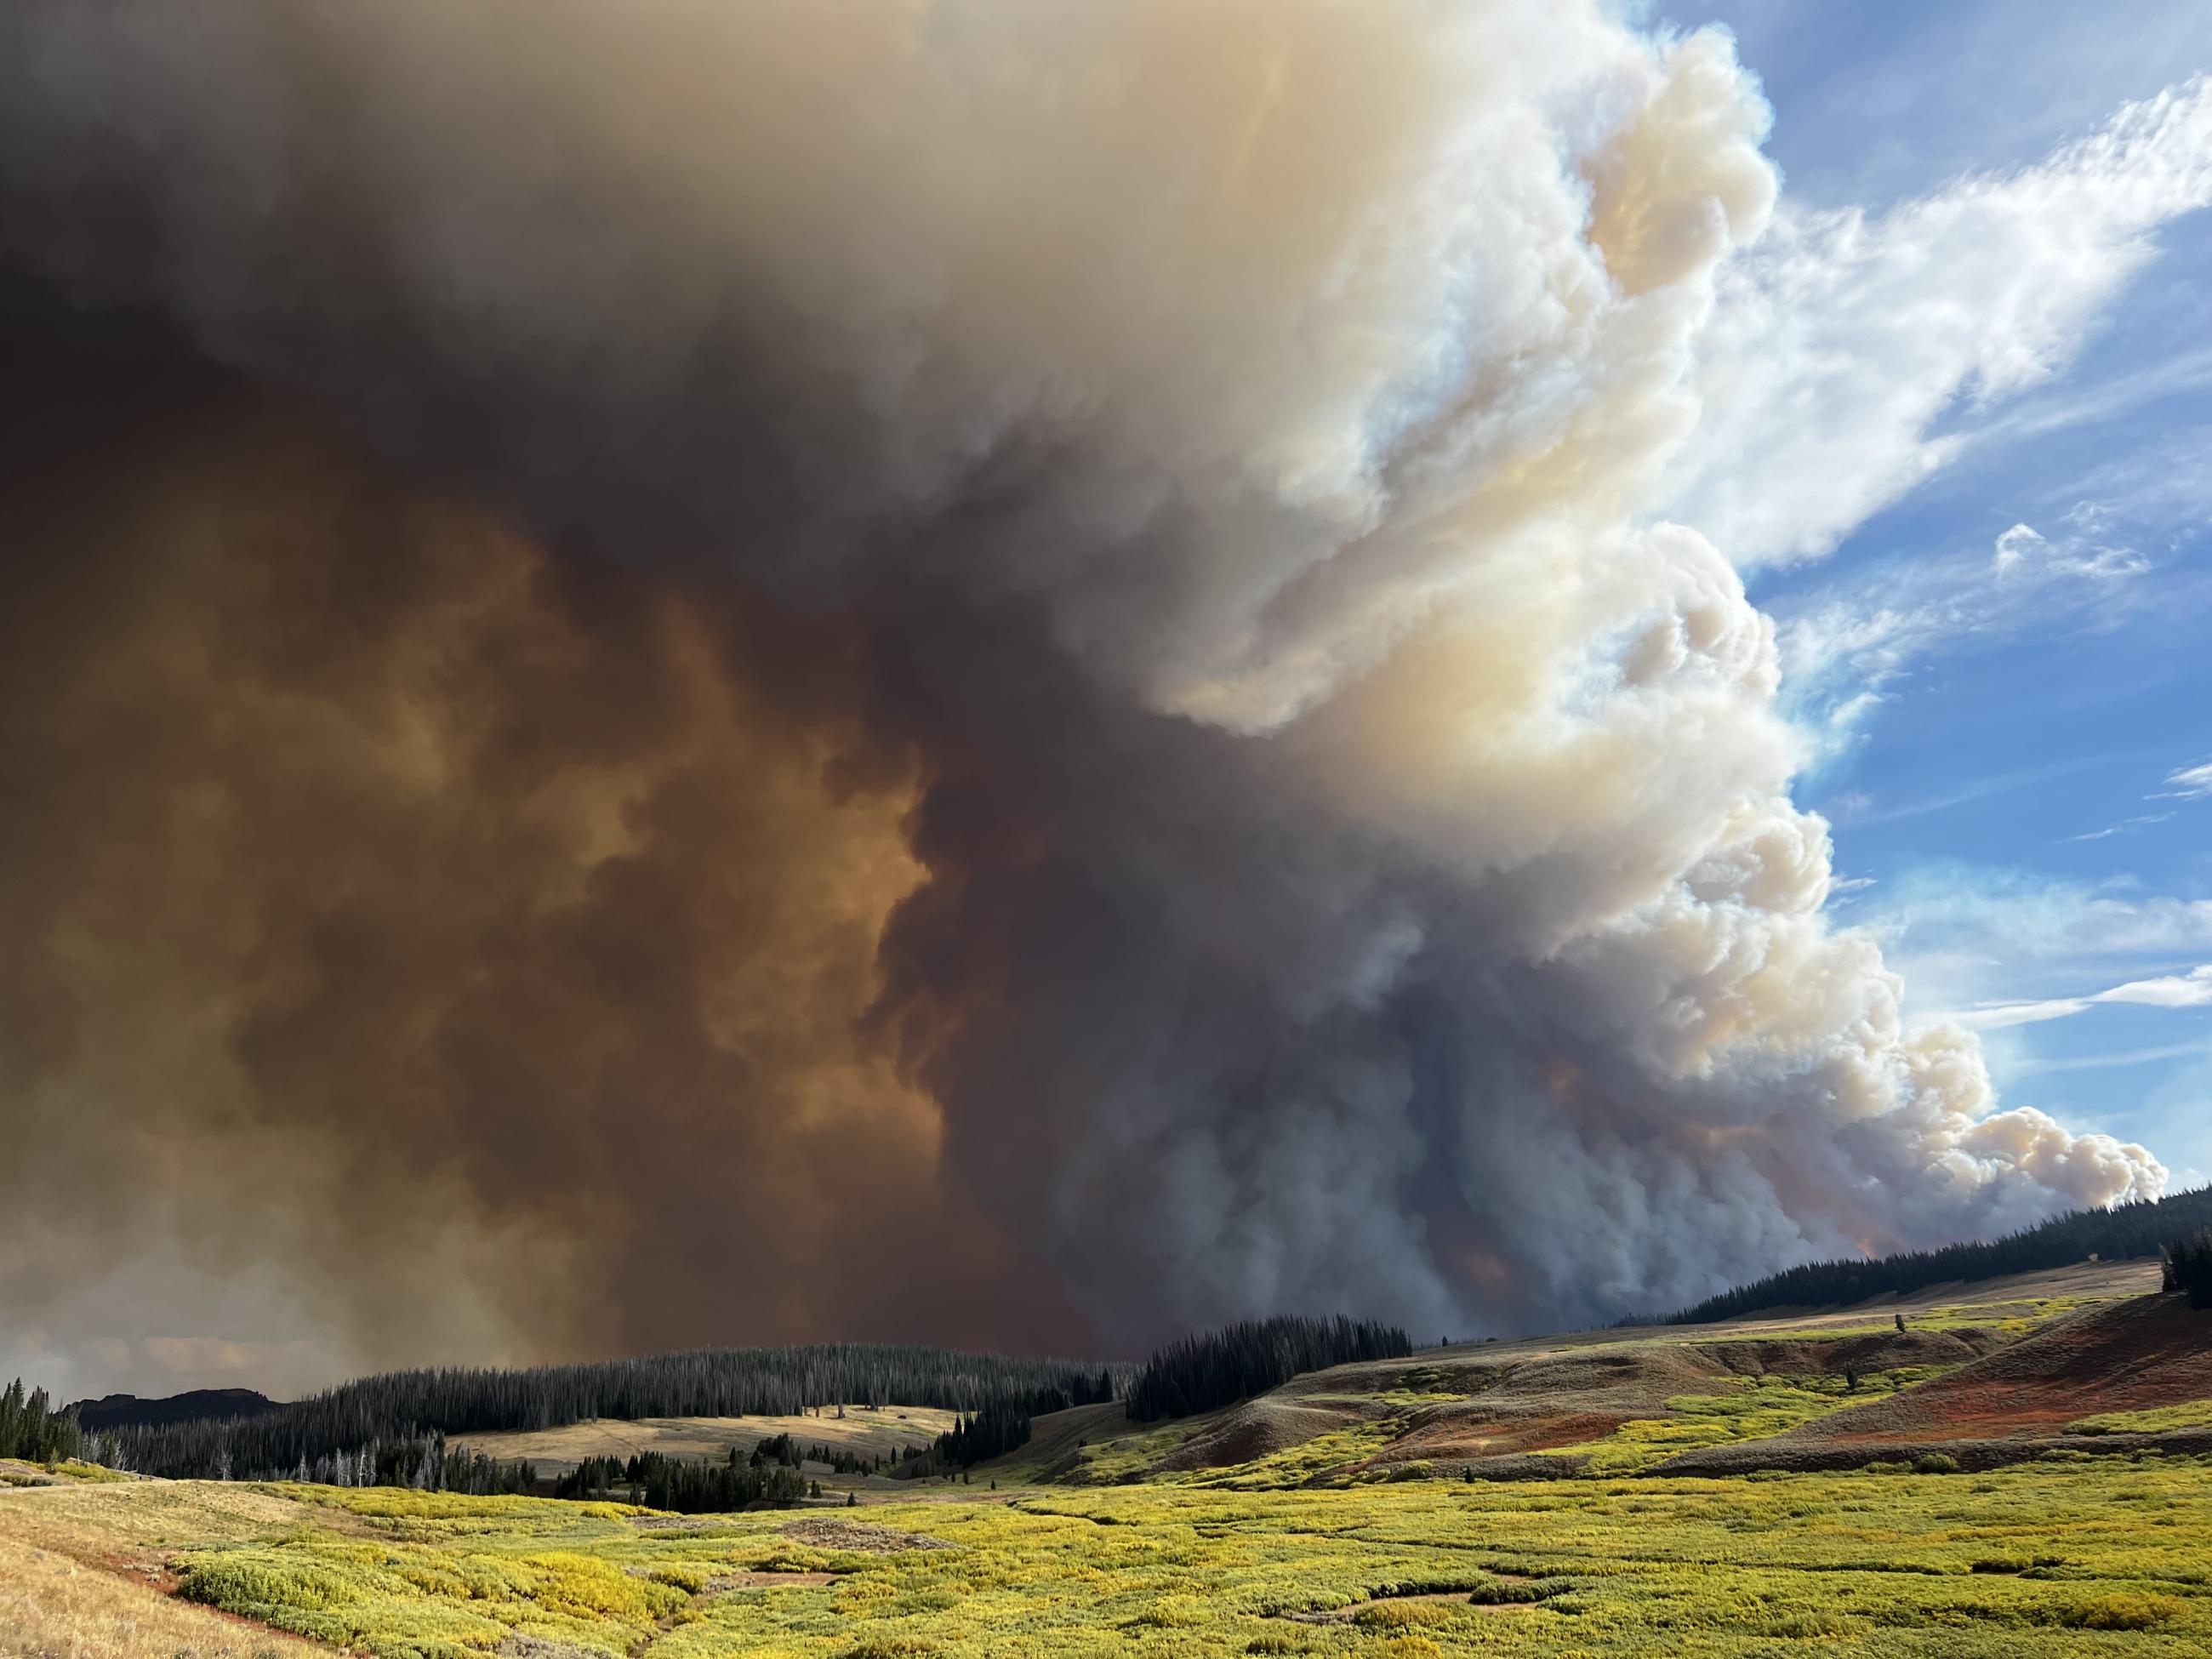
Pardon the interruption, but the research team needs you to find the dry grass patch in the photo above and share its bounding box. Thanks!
[0,1528,329,1659]
[451,1411,956,1478]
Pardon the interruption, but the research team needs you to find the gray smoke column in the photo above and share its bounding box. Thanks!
[0,0,2166,1371]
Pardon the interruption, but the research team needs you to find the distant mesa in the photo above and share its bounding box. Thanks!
[71,1388,279,1430]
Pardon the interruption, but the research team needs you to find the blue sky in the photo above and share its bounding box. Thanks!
[1662,0,2212,1184]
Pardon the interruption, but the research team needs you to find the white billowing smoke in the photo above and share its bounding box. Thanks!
[0,1,2179,1337]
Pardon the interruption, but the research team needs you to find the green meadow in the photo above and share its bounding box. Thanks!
[152,1456,2212,1659]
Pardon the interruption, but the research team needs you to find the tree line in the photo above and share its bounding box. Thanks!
[0,1379,83,1464]
[1123,1314,1413,1422]
[1667,1185,2212,1325]
[71,1422,539,1495]
[92,1343,1132,1481]
[2165,1228,2212,1308]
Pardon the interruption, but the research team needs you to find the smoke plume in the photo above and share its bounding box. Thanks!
[0,2,2169,1393]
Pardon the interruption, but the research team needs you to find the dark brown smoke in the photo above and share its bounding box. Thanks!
[0,288,1082,1392]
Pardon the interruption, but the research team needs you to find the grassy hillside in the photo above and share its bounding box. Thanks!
[0,1481,336,1659]
[1009,1259,2177,1489]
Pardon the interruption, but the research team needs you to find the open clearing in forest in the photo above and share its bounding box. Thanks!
[450,1406,957,1476]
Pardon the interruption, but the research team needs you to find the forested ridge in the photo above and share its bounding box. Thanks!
[92,1343,1133,1480]
[1668,1185,2212,1325]
[1124,1315,1412,1422]
[74,1388,276,1431]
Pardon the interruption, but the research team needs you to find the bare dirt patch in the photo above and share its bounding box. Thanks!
[781,1516,953,1554]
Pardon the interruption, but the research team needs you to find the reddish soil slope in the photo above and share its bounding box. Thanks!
[1658,1293,2212,1475]
[1374,1328,1997,1472]
[1148,1328,1999,1478]
[1793,1293,2212,1444]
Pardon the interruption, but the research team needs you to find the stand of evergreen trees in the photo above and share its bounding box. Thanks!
[554,1445,807,1511]
[94,1343,1132,1482]
[738,1434,865,1476]
[2164,1229,2212,1309]
[911,1400,1034,1472]
[0,1380,82,1464]
[1123,1315,1412,1423]
[1667,1185,2212,1325]
[891,1368,1116,1476]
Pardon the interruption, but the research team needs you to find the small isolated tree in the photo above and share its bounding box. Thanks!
[1895,1313,1907,1333]
[846,1491,858,1507]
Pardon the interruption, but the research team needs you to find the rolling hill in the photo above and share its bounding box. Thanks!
[992,1257,2203,1487]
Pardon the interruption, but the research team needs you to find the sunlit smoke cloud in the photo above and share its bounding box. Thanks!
[0,2,2181,1386]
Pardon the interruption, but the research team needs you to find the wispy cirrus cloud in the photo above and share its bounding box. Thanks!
[1952,963,2212,1029]
[2051,752,2211,841]
[1866,868,2212,1035]
[2008,1037,2212,1075]
[1992,519,2146,580]
[2158,760,2212,798]
[1773,508,2157,765]
[2063,811,2175,843]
